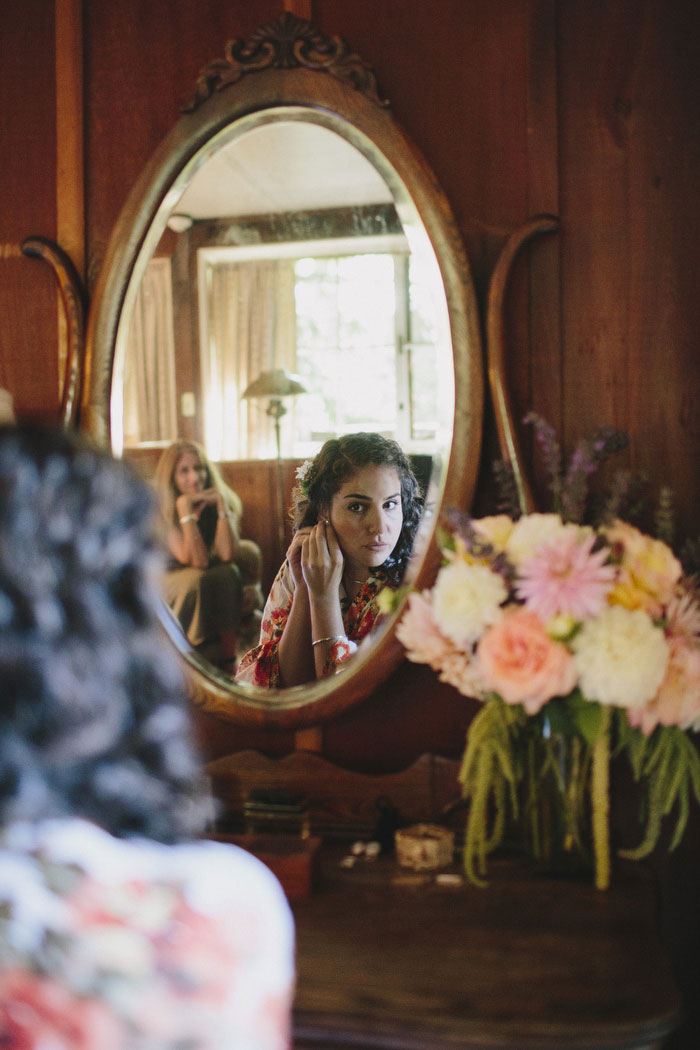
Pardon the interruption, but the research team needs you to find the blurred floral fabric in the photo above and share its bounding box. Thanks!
[0,818,295,1050]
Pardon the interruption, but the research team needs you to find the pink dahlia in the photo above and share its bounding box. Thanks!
[516,529,615,622]
[666,590,700,640]
[627,635,700,735]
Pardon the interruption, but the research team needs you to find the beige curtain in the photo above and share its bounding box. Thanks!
[202,259,297,459]
[122,258,178,446]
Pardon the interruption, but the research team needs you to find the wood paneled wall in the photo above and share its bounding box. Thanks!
[2,1,700,764]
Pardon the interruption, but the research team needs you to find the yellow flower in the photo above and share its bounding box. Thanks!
[376,586,398,615]
[470,515,515,554]
[444,533,487,567]
[606,519,682,615]
[546,613,577,641]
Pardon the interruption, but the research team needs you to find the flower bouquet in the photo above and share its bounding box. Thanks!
[396,417,700,889]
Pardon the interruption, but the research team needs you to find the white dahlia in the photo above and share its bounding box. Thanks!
[571,605,669,709]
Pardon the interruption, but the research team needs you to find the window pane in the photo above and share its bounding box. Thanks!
[294,255,398,451]
[337,255,395,347]
[407,254,446,442]
[409,344,439,440]
[408,254,441,345]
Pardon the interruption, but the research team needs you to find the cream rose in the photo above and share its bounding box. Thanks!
[505,514,591,566]
[431,560,507,648]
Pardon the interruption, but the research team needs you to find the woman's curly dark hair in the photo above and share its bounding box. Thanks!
[0,422,209,842]
[290,432,423,587]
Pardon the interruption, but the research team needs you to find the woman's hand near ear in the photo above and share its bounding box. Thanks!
[301,519,344,598]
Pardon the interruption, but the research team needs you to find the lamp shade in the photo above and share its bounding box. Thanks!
[241,369,307,399]
[166,213,193,233]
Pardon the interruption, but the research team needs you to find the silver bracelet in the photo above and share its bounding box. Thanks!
[179,514,197,524]
[312,634,347,648]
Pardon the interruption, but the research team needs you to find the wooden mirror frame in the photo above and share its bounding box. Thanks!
[82,13,483,729]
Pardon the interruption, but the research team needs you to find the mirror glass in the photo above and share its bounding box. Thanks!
[110,110,456,688]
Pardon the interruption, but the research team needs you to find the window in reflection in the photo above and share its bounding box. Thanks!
[198,240,451,461]
[119,211,453,467]
[295,250,450,452]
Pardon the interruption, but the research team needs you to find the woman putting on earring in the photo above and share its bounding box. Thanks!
[235,432,423,688]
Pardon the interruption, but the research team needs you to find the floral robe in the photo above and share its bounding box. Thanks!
[235,562,393,688]
[0,818,295,1050]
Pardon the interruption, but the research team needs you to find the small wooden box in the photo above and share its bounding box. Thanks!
[209,832,322,899]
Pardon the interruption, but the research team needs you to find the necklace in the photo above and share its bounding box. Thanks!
[345,573,368,585]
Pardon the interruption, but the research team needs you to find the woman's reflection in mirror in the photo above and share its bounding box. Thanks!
[154,440,263,671]
[236,433,422,688]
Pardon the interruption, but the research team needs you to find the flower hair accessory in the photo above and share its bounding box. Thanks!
[295,458,315,498]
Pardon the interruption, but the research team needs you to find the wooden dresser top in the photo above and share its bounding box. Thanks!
[291,849,681,1050]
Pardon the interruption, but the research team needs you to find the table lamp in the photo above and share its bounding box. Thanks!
[242,368,307,555]
[241,368,307,460]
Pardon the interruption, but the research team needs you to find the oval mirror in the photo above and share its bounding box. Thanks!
[83,14,483,728]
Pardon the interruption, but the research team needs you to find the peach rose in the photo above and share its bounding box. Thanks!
[475,607,577,714]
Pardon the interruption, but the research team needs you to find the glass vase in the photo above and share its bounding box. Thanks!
[521,720,594,878]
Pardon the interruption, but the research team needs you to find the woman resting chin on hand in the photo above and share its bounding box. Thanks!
[154,440,263,671]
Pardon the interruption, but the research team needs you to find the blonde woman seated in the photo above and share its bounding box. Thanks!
[154,440,263,669]
[236,432,422,689]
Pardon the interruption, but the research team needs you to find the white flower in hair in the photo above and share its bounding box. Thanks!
[295,459,315,495]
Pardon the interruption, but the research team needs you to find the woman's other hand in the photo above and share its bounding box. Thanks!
[301,519,343,596]
[285,527,312,588]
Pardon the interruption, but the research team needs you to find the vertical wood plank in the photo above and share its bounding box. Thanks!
[526,0,562,493]
[0,2,59,418]
[55,0,84,276]
[55,0,85,398]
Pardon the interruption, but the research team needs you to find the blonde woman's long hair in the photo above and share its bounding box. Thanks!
[154,440,242,527]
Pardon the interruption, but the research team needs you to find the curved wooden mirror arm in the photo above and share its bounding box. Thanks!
[21,236,86,430]
[486,214,559,515]
[80,13,484,728]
